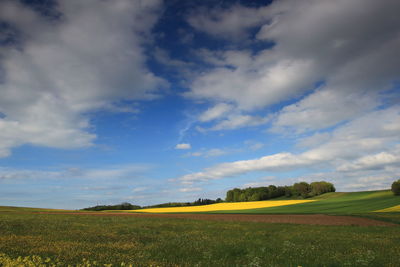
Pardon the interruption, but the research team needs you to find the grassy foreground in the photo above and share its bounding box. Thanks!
[0,209,399,266]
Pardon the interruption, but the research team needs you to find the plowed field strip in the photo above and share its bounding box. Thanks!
[34,212,397,226]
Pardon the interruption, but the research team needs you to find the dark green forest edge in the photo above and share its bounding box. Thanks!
[82,198,224,211]
[226,181,335,202]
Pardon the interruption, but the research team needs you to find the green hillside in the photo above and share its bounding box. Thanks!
[213,190,400,214]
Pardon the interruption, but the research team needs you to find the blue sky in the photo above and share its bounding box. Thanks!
[0,0,399,209]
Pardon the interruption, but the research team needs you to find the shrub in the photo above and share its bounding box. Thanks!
[392,180,400,196]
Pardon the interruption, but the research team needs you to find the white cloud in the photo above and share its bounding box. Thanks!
[187,56,316,111]
[198,103,234,122]
[186,0,400,132]
[273,89,378,133]
[187,4,270,40]
[0,0,166,157]
[178,106,400,185]
[179,152,312,185]
[206,114,270,131]
[337,149,400,172]
[175,143,191,150]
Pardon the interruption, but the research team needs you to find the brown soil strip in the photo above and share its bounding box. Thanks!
[35,212,397,226]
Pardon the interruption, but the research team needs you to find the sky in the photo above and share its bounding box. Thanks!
[0,0,399,209]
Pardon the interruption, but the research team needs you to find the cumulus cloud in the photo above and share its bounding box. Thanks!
[0,0,165,157]
[187,0,400,131]
[337,149,400,172]
[187,54,316,111]
[272,89,378,133]
[175,143,191,150]
[178,106,400,185]
[187,4,270,40]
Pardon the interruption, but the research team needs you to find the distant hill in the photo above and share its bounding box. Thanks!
[214,190,400,214]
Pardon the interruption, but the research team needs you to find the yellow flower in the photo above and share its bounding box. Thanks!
[129,200,315,213]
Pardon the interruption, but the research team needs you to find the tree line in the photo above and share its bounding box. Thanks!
[82,202,141,211]
[141,198,223,209]
[225,181,336,202]
[82,198,223,211]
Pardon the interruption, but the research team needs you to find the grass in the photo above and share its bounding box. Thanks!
[1,191,399,266]
[210,190,400,214]
[0,210,400,266]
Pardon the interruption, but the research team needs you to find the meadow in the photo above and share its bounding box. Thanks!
[0,210,399,267]
[0,190,399,266]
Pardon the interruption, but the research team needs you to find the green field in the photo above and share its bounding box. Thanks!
[213,190,400,214]
[1,190,399,266]
[0,209,399,267]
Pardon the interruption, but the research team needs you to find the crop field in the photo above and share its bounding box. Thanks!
[0,208,399,267]
[112,190,400,215]
[130,199,315,213]
[208,190,400,214]
[1,190,399,266]
[376,204,400,212]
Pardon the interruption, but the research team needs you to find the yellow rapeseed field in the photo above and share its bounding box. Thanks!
[374,204,400,212]
[129,200,316,213]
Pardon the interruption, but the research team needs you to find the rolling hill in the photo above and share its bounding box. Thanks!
[128,190,400,214]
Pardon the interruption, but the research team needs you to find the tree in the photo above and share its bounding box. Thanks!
[258,187,269,200]
[310,181,336,196]
[224,181,335,203]
[293,182,311,198]
[392,179,400,196]
[268,185,278,198]
[233,188,242,202]
[283,186,293,197]
[226,190,234,202]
